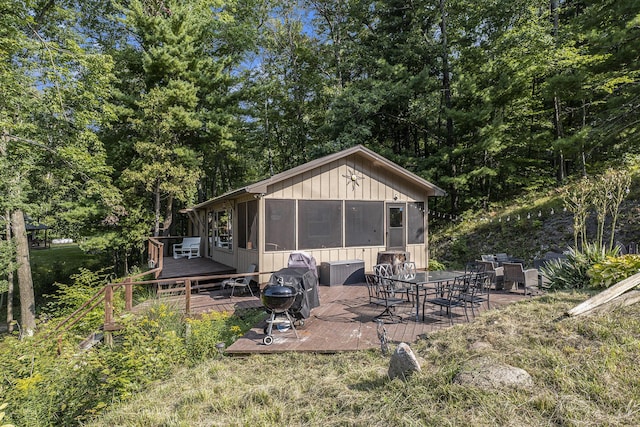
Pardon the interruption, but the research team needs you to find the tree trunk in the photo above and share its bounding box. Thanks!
[5,210,14,332]
[10,209,36,336]
[153,181,161,237]
[440,0,453,147]
[550,0,565,182]
[162,194,173,237]
[553,93,565,181]
[581,99,587,177]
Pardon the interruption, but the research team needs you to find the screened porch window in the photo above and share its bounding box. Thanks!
[238,200,258,250]
[298,200,342,249]
[213,209,232,251]
[345,201,383,246]
[265,199,295,251]
[408,202,425,244]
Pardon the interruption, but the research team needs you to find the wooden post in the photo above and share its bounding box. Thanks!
[124,277,133,311]
[185,279,191,315]
[567,272,640,316]
[104,285,114,347]
[157,242,164,279]
[104,285,113,328]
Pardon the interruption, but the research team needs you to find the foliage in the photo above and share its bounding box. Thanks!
[29,244,111,304]
[41,268,114,335]
[541,243,616,290]
[1,0,121,330]
[94,305,187,402]
[108,0,260,237]
[427,259,446,271]
[0,294,262,426]
[0,237,14,294]
[588,254,640,289]
[563,168,632,251]
[563,178,592,250]
[185,308,267,362]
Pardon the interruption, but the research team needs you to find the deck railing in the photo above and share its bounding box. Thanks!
[51,237,268,348]
[147,237,164,279]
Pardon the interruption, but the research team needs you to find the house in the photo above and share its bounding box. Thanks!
[181,145,446,281]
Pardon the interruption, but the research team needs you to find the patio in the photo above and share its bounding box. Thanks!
[146,280,528,355]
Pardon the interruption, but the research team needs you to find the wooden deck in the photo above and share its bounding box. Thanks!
[159,256,235,279]
[140,282,528,354]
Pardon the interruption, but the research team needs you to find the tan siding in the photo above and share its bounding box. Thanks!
[320,164,330,198]
[237,249,259,273]
[333,159,343,200]
[267,155,425,203]
[406,244,427,268]
[199,151,434,279]
[211,249,234,268]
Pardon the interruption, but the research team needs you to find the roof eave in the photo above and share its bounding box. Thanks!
[190,144,447,210]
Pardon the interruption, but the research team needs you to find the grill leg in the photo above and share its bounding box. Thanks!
[284,311,299,339]
[265,311,276,337]
[263,311,300,343]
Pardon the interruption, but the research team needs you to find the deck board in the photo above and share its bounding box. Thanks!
[159,257,235,279]
[226,283,526,354]
[133,282,528,354]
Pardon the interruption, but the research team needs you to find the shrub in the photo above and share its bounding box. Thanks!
[588,254,640,288]
[42,268,115,336]
[450,236,473,263]
[427,259,446,271]
[541,243,615,290]
[185,308,266,362]
[0,281,268,426]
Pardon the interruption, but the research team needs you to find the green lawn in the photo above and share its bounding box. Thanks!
[29,244,110,300]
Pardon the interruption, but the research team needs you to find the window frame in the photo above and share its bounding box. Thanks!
[213,208,233,252]
[345,201,384,247]
[265,199,296,252]
[297,200,343,250]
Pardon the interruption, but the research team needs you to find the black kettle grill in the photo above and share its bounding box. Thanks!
[260,265,320,345]
[261,277,301,345]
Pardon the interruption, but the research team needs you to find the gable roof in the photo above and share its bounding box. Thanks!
[192,145,446,209]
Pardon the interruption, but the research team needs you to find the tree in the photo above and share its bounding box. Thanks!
[106,0,264,237]
[0,0,117,334]
[244,1,330,173]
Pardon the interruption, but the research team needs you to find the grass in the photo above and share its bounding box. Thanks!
[30,244,110,296]
[85,292,640,426]
[30,244,108,279]
[1,244,111,322]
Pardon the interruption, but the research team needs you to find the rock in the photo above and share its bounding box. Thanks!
[469,341,492,351]
[453,357,533,389]
[388,342,421,381]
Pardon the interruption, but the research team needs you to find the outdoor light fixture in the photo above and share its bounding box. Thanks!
[215,342,225,357]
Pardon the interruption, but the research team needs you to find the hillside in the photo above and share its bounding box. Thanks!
[85,292,640,426]
[430,171,640,268]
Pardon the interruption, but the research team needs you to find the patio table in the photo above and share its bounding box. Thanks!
[389,270,463,321]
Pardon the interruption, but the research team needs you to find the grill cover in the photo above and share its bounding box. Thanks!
[287,251,318,279]
[265,267,320,320]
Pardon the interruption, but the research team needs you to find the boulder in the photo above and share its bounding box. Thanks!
[388,342,421,380]
[454,357,533,389]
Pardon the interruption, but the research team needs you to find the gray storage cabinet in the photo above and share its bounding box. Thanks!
[319,260,365,286]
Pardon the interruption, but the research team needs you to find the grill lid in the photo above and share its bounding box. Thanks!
[261,284,298,311]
